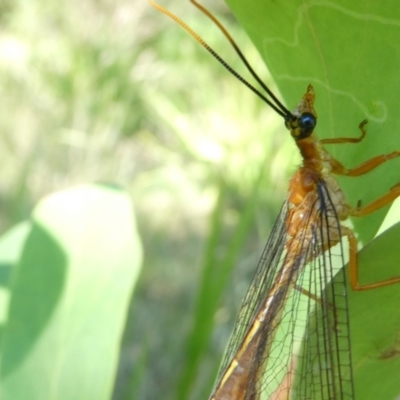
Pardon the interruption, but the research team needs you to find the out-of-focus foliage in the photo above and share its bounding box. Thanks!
[0,184,141,400]
[0,1,291,400]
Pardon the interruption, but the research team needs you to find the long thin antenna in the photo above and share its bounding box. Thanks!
[148,0,293,120]
[190,0,291,117]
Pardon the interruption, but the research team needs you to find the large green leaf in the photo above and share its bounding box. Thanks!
[221,1,400,398]
[0,184,142,400]
[346,222,400,400]
[225,0,400,242]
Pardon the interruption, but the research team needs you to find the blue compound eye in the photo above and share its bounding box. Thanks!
[298,112,317,138]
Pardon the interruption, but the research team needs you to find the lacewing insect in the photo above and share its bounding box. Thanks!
[149,1,400,399]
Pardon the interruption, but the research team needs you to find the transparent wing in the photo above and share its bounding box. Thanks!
[217,200,289,377]
[212,180,355,400]
[291,183,354,400]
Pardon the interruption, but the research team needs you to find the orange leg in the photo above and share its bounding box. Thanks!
[295,285,338,315]
[350,183,400,216]
[322,121,400,290]
[321,119,367,145]
[343,226,400,290]
[295,285,329,305]
[346,185,400,289]
[325,120,400,176]
[343,151,400,177]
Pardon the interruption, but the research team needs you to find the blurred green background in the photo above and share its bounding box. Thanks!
[0,0,296,399]
[3,0,400,399]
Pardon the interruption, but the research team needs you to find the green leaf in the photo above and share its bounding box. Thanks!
[348,222,400,400]
[225,0,400,243]
[0,184,142,400]
[220,1,400,398]
[0,223,31,343]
